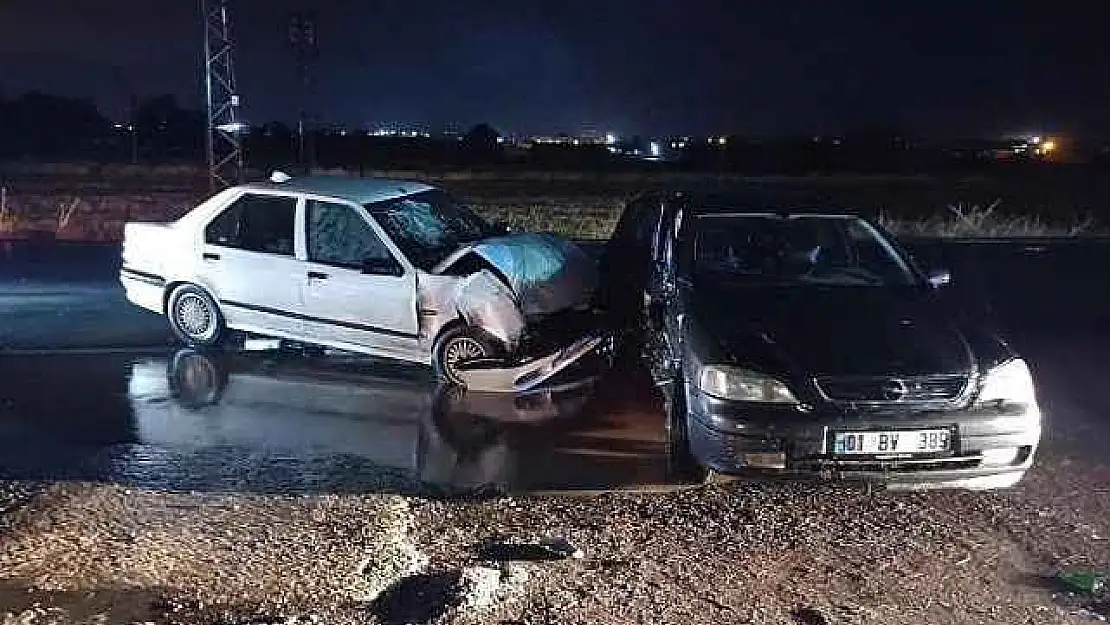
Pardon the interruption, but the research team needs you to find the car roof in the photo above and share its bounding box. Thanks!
[645,185,863,217]
[239,175,436,205]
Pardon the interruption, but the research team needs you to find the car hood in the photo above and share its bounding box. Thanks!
[687,282,976,377]
[435,233,597,317]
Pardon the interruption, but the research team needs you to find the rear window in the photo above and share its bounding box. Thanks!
[204,193,296,256]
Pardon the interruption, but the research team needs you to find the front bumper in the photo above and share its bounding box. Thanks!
[455,331,614,393]
[685,385,1042,491]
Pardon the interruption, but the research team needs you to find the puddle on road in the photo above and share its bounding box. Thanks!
[0,348,673,495]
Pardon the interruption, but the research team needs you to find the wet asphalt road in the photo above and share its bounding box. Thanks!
[1,240,1109,495]
[0,348,669,495]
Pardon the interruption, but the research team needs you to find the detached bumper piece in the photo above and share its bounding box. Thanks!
[455,332,613,393]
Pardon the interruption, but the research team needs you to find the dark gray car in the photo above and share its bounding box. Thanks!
[598,189,1042,490]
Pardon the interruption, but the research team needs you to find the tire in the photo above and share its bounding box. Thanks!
[166,283,227,348]
[432,325,501,386]
[167,348,229,409]
[663,379,710,483]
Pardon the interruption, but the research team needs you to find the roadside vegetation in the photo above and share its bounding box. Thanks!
[0,171,1106,241]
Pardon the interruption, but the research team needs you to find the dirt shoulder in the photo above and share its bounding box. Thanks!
[1,443,1107,625]
[407,452,1110,625]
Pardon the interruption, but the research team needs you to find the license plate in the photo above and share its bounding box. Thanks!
[832,428,951,455]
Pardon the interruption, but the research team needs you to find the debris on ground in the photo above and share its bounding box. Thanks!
[1060,571,1108,595]
[475,537,584,562]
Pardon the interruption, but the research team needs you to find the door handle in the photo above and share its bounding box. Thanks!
[307,271,329,280]
[202,252,220,261]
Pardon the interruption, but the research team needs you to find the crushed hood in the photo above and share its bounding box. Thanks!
[435,233,597,317]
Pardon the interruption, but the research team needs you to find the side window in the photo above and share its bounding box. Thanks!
[307,200,397,272]
[204,193,296,256]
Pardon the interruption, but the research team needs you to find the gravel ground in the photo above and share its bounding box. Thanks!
[1,448,1108,625]
[0,485,425,625]
[405,453,1110,625]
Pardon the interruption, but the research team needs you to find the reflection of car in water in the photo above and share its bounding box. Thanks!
[598,189,1043,490]
[131,347,600,492]
[119,174,608,388]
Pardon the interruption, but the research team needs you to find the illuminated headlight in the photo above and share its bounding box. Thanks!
[975,358,1037,407]
[697,365,798,403]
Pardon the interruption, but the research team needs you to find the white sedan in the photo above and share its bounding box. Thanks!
[119,174,608,389]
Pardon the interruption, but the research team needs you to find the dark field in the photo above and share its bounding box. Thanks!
[1,166,1109,241]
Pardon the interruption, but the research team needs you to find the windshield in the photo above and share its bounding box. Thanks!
[365,189,500,270]
[686,214,918,287]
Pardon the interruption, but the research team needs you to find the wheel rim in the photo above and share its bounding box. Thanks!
[174,293,215,339]
[443,336,487,375]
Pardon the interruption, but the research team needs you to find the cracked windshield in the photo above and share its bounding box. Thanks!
[1,1,1108,624]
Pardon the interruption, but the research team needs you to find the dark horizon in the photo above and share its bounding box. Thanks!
[2,1,1109,139]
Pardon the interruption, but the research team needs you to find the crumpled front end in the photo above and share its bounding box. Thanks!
[425,232,611,391]
[435,232,598,319]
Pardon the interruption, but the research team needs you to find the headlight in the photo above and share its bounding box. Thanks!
[975,358,1037,406]
[697,365,798,403]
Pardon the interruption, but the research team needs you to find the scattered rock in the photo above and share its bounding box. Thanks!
[459,565,503,610]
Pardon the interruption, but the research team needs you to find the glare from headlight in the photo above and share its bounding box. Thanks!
[697,365,798,403]
[975,358,1037,406]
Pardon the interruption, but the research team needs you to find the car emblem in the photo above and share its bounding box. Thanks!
[881,378,909,401]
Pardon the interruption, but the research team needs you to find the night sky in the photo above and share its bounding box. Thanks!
[2,0,1108,137]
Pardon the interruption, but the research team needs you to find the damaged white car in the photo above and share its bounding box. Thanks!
[119,174,610,390]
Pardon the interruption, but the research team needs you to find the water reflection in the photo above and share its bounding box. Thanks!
[0,347,668,494]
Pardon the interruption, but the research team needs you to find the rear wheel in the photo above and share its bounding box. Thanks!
[166,283,227,348]
[433,325,502,385]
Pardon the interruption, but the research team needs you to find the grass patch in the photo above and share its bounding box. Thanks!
[878,199,1104,238]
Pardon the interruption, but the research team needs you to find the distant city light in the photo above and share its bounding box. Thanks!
[1041,139,1056,152]
[1031,136,1042,144]
[718,136,728,146]
[650,142,661,157]
[605,132,617,145]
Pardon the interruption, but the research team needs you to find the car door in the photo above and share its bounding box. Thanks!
[300,198,420,360]
[201,191,306,338]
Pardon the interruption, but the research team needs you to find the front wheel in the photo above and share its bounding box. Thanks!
[662,380,710,483]
[166,283,227,348]
[432,325,502,386]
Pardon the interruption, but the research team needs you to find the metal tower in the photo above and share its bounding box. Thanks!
[202,0,244,191]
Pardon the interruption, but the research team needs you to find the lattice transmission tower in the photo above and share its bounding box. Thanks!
[201,0,244,191]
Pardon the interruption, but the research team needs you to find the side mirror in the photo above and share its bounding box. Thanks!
[362,256,402,276]
[927,268,952,288]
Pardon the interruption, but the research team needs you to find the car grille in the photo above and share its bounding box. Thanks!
[814,373,970,405]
